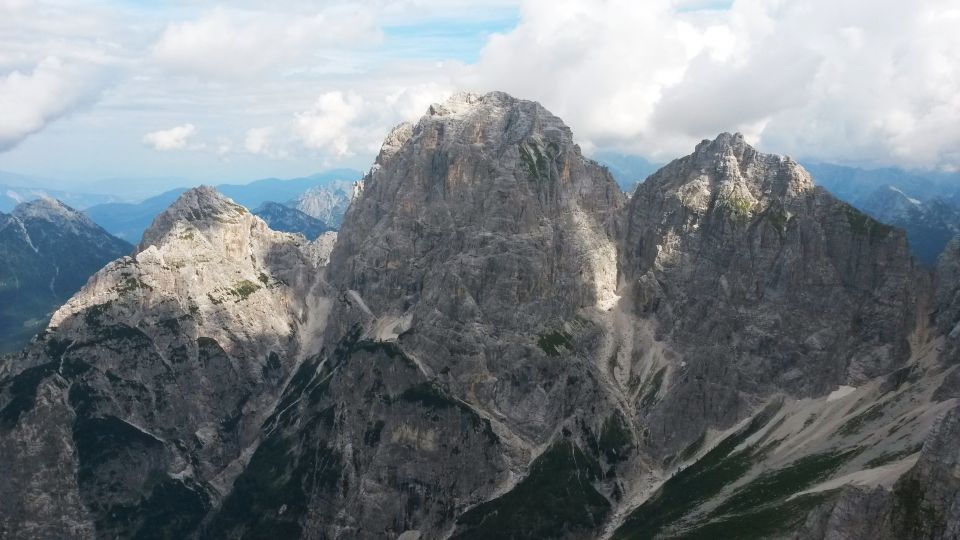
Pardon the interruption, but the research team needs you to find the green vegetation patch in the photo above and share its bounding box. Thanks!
[598,413,633,463]
[836,402,886,436]
[713,447,861,516]
[453,440,610,539]
[864,443,923,469]
[639,367,666,409]
[680,432,707,462]
[115,276,152,294]
[672,491,835,540]
[843,205,893,242]
[890,476,945,539]
[766,206,789,235]
[518,141,552,183]
[612,402,781,540]
[229,279,262,301]
[211,425,343,538]
[537,331,573,357]
[721,194,754,221]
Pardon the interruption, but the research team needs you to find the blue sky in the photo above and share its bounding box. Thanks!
[0,0,958,196]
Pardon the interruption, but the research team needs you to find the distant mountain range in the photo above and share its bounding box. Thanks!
[84,169,361,242]
[287,180,355,228]
[0,198,132,352]
[253,202,333,240]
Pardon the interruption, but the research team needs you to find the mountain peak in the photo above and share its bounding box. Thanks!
[139,186,249,251]
[694,131,748,154]
[12,196,96,228]
[647,132,815,211]
[420,91,574,146]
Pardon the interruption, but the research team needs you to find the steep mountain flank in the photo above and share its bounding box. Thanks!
[610,134,950,539]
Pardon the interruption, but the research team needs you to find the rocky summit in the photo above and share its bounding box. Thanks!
[1,92,959,539]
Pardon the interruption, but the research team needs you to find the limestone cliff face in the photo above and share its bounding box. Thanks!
[1,93,959,540]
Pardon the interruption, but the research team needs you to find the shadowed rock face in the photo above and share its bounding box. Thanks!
[2,93,959,540]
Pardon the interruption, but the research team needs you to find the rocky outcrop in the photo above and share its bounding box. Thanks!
[935,238,960,342]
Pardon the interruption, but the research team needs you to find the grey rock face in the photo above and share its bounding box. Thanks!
[935,238,960,343]
[216,91,630,539]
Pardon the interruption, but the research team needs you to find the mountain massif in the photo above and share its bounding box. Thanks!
[1,92,958,539]
[0,198,132,353]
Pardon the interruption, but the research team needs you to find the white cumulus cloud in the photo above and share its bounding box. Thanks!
[294,91,365,157]
[151,6,381,79]
[291,83,452,160]
[143,124,197,151]
[468,0,960,169]
[0,57,101,152]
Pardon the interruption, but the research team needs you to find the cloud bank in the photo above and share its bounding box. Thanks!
[470,0,960,169]
[0,57,101,152]
[1,0,959,180]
